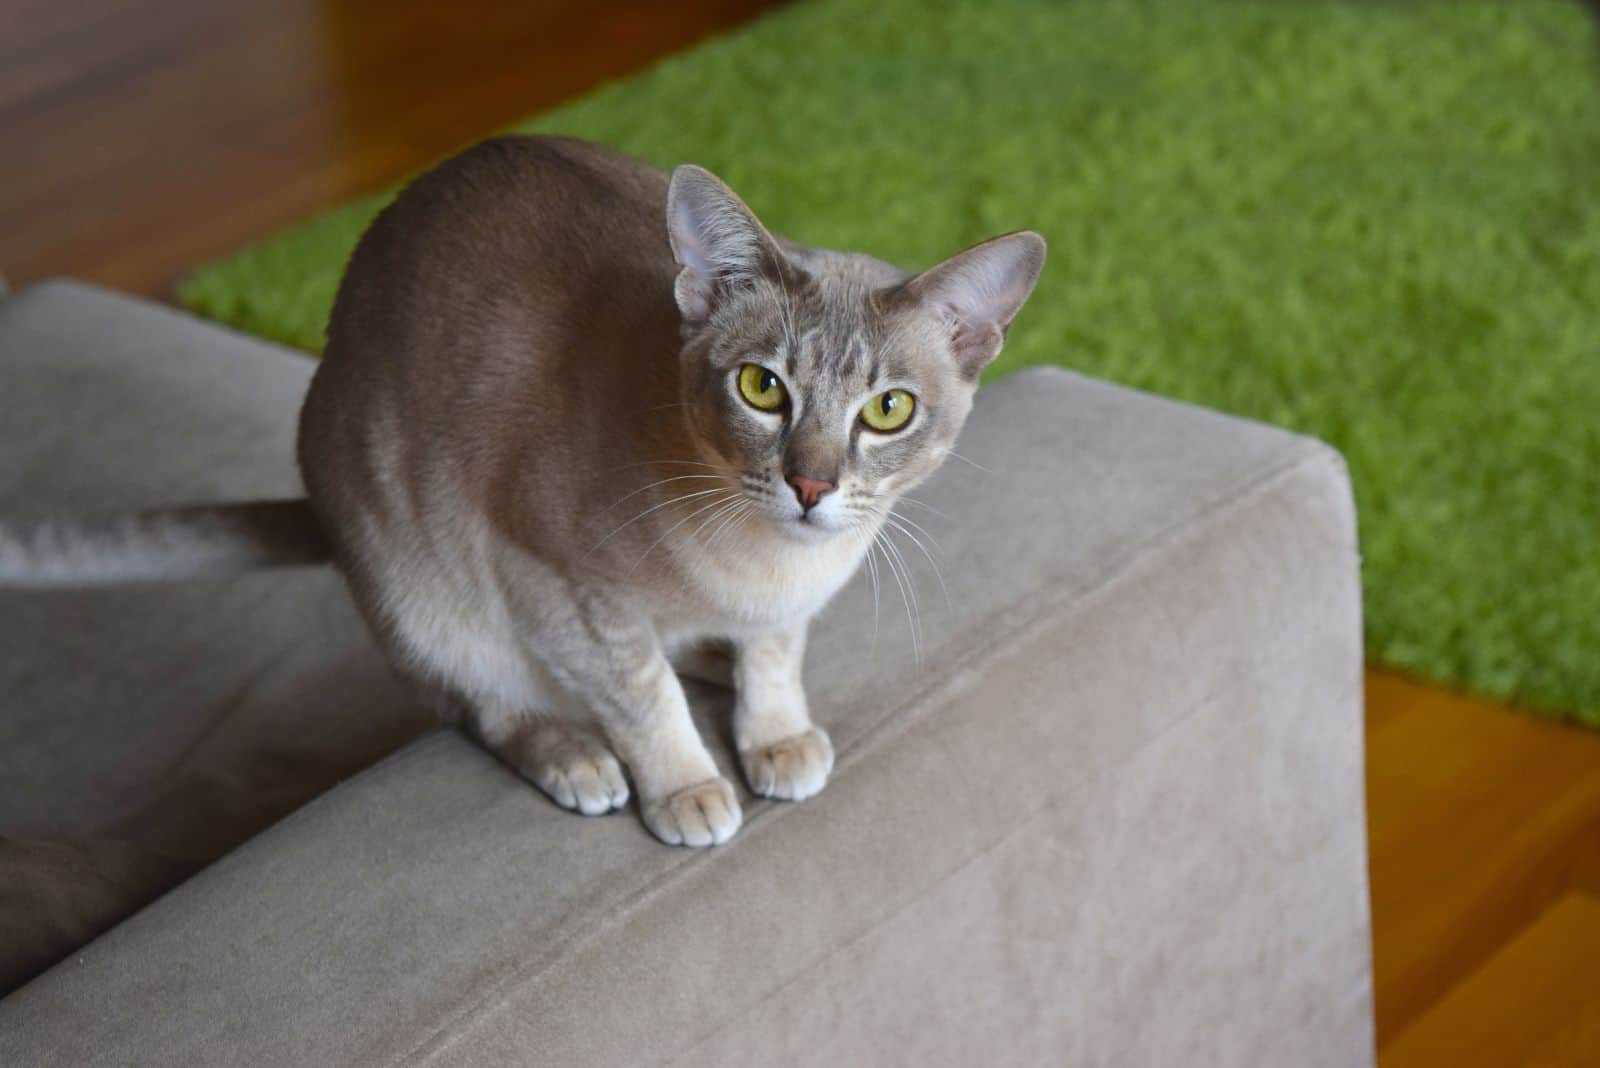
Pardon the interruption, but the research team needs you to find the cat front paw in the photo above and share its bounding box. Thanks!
[740,726,834,802]
[641,777,743,847]
[521,722,630,817]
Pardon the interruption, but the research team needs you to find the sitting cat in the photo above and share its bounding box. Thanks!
[6,135,1045,847]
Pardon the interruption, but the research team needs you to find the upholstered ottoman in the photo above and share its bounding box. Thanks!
[0,282,1372,1065]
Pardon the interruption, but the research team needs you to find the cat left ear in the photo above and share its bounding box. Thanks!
[667,165,783,326]
[902,231,1047,379]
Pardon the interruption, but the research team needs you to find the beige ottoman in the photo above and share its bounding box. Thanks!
[0,282,1372,1066]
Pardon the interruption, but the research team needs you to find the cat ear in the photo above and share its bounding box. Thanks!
[667,164,782,325]
[902,231,1047,379]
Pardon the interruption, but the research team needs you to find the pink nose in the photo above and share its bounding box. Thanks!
[786,474,836,512]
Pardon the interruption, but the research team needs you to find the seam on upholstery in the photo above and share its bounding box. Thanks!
[394,443,1349,1067]
[213,730,456,853]
[663,690,1273,1063]
[671,632,1371,1066]
[822,443,1350,788]
[664,451,1365,1059]
[37,730,457,975]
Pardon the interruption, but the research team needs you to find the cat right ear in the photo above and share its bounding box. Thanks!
[667,165,781,325]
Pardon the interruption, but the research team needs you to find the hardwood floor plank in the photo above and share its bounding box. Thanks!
[1364,668,1424,737]
[1381,893,1600,1067]
[0,0,784,297]
[1366,673,1600,1044]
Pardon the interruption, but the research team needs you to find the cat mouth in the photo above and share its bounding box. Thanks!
[780,507,849,540]
[781,519,837,544]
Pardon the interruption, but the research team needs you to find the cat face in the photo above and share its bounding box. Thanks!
[667,165,1045,542]
[678,263,978,539]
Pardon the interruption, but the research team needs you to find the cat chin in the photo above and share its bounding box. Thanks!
[776,514,848,544]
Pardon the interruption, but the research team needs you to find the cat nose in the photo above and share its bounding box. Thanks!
[786,474,837,512]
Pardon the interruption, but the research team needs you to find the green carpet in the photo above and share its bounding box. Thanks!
[181,0,1600,726]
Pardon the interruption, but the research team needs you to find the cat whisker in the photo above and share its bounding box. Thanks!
[887,531,923,663]
[688,501,744,560]
[626,492,742,575]
[943,449,994,474]
[895,495,951,521]
[585,485,732,558]
[692,495,744,535]
[873,525,921,663]
[699,498,754,553]
[601,473,726,514]
[877,526,921,624]
[710,501,757,554]
[886,513,952,611]
[860,525,881,657]
[607,459,725,473]
[886,508,944,552]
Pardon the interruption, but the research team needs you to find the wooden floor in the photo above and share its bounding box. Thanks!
[5,3,1599,1062]
[0,0,779,297]
[1368,672,1600,1063]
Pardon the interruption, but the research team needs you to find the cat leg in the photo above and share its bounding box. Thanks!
[666,636,735,689]
[732,626,834,802]
[472,703,630,817]
[530,600,742,847]
[383,625,630,818]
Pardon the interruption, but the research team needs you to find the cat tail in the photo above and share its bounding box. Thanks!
[0,499,331,588]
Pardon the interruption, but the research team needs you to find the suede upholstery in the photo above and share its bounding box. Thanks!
[0,282,1373,1065]
[0,283,429,993]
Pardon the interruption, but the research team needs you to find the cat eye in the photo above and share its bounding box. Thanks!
[736,363,787,412]
[859,389,916,433]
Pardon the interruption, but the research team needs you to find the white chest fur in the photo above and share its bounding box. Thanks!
[662,518,872,633]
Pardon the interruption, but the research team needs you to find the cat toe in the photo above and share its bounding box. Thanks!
[524,726,629,816]
[642,777,742,847]
[740,726,833,802]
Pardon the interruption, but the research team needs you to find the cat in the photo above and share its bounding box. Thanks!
[3,135,1044,847]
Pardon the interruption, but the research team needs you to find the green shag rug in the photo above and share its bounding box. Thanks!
[181,0,1600,726]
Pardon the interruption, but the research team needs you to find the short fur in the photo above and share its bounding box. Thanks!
[0,500,325,587]
[9,135,1045,846]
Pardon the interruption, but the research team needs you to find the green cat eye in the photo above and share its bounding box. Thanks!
[859,389,915,433]
[737,363,787,412]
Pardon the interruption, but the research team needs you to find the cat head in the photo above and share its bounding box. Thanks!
[666,164,1045,542]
